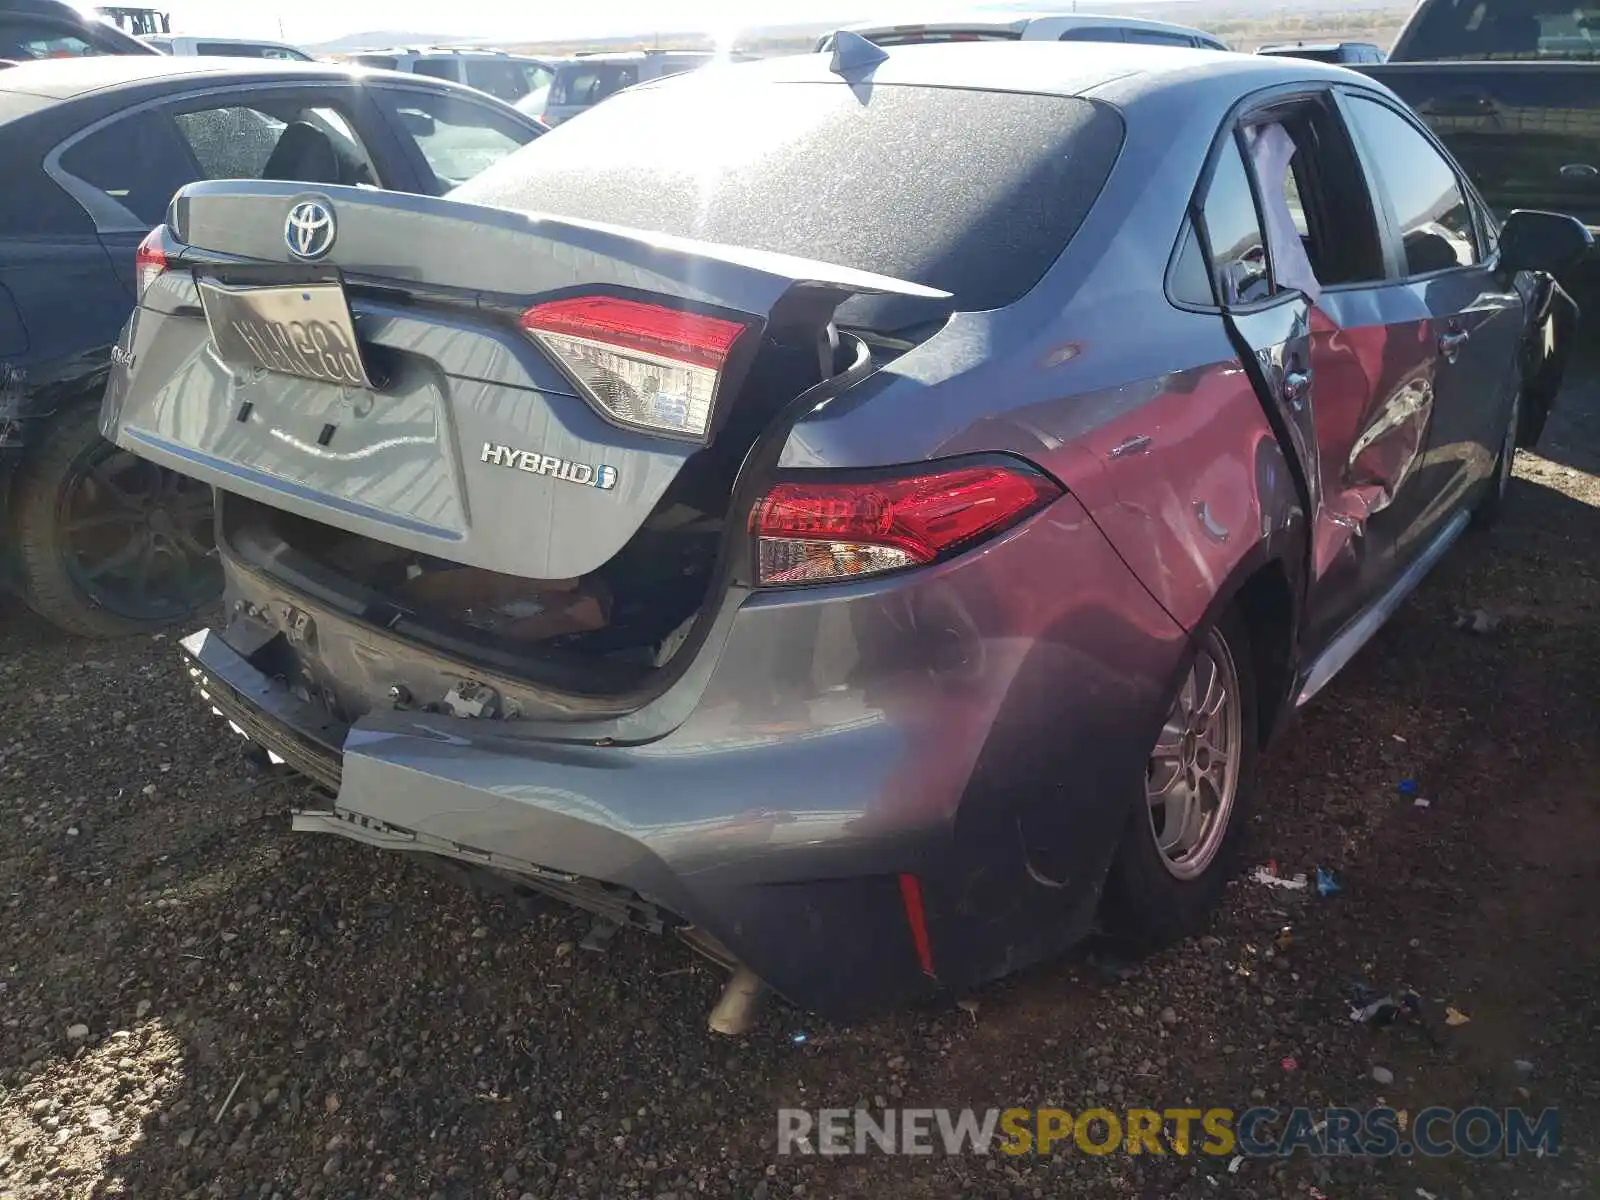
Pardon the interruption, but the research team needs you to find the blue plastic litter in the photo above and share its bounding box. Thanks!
[1398,779,1419,796]
[792,1032,808,1044]
[1315,867,1342,897]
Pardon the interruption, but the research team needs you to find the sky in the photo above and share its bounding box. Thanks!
[159,0,956,43]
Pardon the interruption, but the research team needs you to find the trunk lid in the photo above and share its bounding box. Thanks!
[103,181,947,582]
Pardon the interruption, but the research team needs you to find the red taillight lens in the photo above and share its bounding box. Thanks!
[750,462,1061,585]
[520,296,749,440]
[135,230,167,302]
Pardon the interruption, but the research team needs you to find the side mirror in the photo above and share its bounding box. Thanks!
[1500,209,1593,275]
[397,109,436,139]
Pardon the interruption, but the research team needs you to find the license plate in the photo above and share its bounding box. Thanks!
[198,279,373,390]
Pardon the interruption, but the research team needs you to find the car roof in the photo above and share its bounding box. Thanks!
[0,54,365,100]
[673,40,1355,102]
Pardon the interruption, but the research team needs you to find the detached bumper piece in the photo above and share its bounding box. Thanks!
[183,628,345,791]
[178,628,669,938]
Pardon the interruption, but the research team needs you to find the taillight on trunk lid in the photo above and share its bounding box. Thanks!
[750,461,1061,585]
[135,229,167,302]
[520,296,750,442]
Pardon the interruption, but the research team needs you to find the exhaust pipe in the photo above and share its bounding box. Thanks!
[707,966,766,1036]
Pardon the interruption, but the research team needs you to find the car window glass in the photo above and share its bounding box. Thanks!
[1170,218,1216,306]
[465,58,533,102]
[174,106,285,177]
[1282,157,1310,239]
[1202,140,1273,305]
[384,90,536,189]
[1125,28,1196,46]
[1059,27,1125,42]
[1345,96,1477,274]
[550,63,638,106]
[353,53,397,69]
[1,22,97,59]
[411,58,457,81]
[191,42,307,59]
[58,110,201,225]
[172,102,379,187]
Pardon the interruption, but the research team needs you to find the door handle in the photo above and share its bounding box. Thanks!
[1283,369,1311,408]
[1438,329,1470,362]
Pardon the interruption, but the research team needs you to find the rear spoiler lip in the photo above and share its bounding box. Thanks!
[168,179,952,306]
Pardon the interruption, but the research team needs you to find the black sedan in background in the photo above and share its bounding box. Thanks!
[0,56,543,635]
[1,0,156,62]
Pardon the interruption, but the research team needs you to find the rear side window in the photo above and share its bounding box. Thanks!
[465,58,539,101]
[549,63,638,107]
[411,58,458,82]
[194,42,308,60]
[1344,96,1477,274]
[1200,140,1272,305]
[1060,27,1125,42]
[58,109,199,225]
[353,53,398,69]
[171,102,379,187]
[453,82,1125,319]
[1125,28,1199,46]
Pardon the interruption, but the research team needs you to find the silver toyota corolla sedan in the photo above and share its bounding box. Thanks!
[101,39,1588,1025]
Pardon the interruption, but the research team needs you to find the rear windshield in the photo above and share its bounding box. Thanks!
[1396,0,1600,59]
[451,80,1124,323]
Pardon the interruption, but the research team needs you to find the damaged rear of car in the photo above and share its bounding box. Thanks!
[102,55,1162,1022]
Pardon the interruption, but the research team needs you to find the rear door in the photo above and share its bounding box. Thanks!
[1338,89,1523,542]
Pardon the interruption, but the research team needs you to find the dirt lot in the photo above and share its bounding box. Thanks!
[4,353,1600,1200]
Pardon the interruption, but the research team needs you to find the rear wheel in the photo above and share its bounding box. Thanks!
[14,403,220,638]
[1102,606,1258,950]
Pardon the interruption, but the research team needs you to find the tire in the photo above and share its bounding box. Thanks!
[1101,605,1259,952]
[1472,389,1520,530]
[13,402,220,638]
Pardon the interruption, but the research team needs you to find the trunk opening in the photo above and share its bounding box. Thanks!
[220,328,854,703]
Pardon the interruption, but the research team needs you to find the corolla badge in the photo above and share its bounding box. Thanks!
[285,199,336,260]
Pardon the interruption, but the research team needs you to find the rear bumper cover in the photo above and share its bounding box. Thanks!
[183,492,1188,1019]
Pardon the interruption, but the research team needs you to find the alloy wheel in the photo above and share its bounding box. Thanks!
[58,442,219,622]
[1145,627,1243,881]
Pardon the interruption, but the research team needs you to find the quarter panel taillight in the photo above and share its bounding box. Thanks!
[749,460,1062,586]
[134,228,167,303]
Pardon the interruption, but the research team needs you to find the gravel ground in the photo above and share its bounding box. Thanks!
[4,355,1600,1200]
